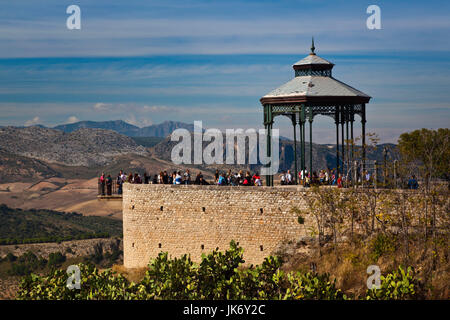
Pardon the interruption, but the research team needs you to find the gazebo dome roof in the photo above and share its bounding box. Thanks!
[263,76,370,98]
[261,76,370,103]
[293,54,334,67]
[260,40,371,105]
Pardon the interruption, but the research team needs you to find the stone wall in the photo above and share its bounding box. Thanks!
[123,184,312,268]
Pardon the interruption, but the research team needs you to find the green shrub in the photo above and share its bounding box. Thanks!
[17,241,345,300]
[366,266,418,300]
[6,252,17,262]
[7,251,47,276]
[17,263,132,300]
[9,263,30,276]
[65,247,74,254]
[370,233,396,261]
[47,252,66,268]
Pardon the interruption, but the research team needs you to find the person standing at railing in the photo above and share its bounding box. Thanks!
[163,171,169,184]
[106,174,113,195]
[120,170,127,183]
[117,173,123,195]
[183,169,191,185]
[99,173,106,196]
[408,175,419,189]
[286,170,293,185]
[253,173,262,186]
[217,173,226,185]
[337,174,343,188]
[194,172,203,184]
[280,172,286,185]
[174,171,183,184]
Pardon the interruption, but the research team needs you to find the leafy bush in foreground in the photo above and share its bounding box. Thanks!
[16,241,418,300]
[17,263,132,300]
[366,266,418,300]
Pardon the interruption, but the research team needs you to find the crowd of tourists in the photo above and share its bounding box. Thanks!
[99,167,420,195]
[98,169,264,195]
[279,168,388,188]
[279,168,347,187]
[279,168,420,190]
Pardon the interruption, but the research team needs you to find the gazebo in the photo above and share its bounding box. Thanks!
[260,39,371,186]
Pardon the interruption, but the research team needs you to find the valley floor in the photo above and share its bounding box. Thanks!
[0,177,123,219]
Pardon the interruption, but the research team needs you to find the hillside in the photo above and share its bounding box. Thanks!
[149,134,399,173]
[54,120,194,138]
[0,126,147,167]
[130,136,165,148]
[54,120,140,136]
[0,123,399,183]
[0,204,122,244]
[0,148,59,183]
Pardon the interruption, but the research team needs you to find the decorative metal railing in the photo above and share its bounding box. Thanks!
[98,180,120,196]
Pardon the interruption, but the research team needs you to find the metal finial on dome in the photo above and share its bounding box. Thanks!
[310,37,316,55]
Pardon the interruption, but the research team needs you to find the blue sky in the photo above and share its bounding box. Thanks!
[0,0,449,143]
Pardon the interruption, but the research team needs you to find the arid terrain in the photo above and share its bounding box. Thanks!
[0,177,123,219]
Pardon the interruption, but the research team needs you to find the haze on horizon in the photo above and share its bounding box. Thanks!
[0,0,449,144]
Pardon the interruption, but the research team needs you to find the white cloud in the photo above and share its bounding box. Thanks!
[66,116,79,124]
[93,102,111,111]
[24,116,41,126]
[142,105,176,113]
[1,12,449,57]
[125,114,153,127]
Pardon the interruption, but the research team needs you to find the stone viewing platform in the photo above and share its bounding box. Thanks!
[97,194,123,200]
[122,183,314,268]
[98,182,315,200]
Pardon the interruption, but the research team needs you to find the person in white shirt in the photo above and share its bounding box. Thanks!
[174,172,182,184]
[286,170,292,184]
[300,169,307,185]
[280,172,286,185]
[119,170,127,183]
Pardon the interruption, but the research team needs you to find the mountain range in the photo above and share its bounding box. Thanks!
[0,126,147,167]
[0,121,399,183]
[53,120,194,137]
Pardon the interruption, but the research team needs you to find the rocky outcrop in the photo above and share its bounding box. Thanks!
[0,126,147,167]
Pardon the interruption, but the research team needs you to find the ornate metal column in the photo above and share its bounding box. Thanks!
[301,106,306,173]
[309,106,313,175]
[350,106,354,163]
[335,106,340,174]
[264,104,274,186]
[341,107,345,175]
[346,107,349,177]
[291,114,298,184]
[361,104,366,173]
[298,116,303,177]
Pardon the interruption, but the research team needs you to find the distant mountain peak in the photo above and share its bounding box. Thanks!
[53,120,194,137]
[0,126,147,167]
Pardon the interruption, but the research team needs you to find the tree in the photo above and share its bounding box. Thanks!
[398,128,450,185]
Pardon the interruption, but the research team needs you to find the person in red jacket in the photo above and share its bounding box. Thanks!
[337,174,343,188]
